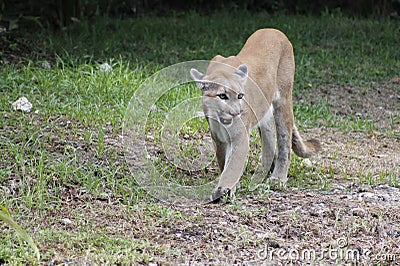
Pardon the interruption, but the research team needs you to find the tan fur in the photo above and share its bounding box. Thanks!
[190,29,321,201]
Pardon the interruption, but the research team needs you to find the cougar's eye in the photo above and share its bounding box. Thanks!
[238,93,244,99]
[217,93,228,100]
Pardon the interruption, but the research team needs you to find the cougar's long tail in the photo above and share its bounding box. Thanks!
[292,125,321,158]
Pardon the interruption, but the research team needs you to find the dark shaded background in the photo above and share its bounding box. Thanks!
[1,0,399,29]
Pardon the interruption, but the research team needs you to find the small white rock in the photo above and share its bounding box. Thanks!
[12,97,33,112]
[99,63,112,72]
[302,158,312,168]
[41,61,51,69]
[61,218,73,225]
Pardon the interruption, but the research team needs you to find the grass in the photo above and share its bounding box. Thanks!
[1,10,399,264]
[0,206,40,262]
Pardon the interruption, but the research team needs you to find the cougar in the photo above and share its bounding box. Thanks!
[190,29,321,201]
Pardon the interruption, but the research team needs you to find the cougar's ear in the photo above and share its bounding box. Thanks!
[235,64,248,84]
[190,68,205,89]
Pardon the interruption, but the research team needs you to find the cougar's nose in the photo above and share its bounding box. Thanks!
[229,108,241,116]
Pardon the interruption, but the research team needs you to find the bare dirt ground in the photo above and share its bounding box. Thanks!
[3,81,398,265]
[38,81,400,265]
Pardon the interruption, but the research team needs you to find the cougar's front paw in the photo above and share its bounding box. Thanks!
[210,186,237,203]
[210,187,230,203]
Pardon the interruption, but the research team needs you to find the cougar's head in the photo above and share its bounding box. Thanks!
[190,63,248,126]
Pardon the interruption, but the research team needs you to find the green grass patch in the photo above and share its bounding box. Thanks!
[13,11,398,88]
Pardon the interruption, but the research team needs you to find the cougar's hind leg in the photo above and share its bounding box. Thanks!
[271,98,294,186]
